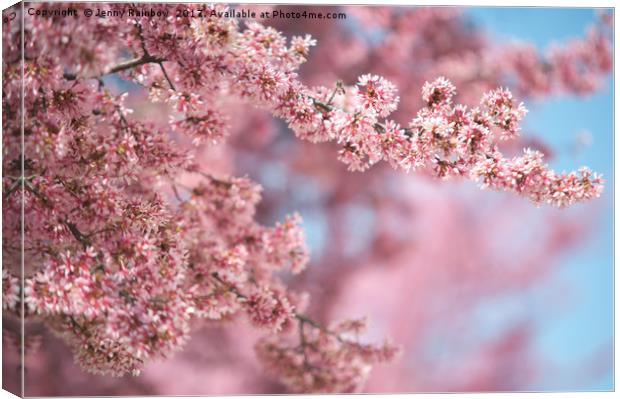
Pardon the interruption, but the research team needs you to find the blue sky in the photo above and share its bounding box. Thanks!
[468,7,614,390]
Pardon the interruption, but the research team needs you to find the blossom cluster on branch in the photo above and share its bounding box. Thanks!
[125,4,603,207]
[344,6,612,100]
[1,3,609,393]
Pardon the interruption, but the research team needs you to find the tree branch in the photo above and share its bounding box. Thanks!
[210,272,346,343]
[158,61,176,90]
[105,54,164,76]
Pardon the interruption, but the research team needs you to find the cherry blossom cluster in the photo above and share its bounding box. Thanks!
[184,18,601,206]
[256,317,399,393]
[356,74,400,117]
[2,270,20,311]
[344,7,612,101]
[4,3,394,382]
[503,26,613,95]
[2,2,608,392]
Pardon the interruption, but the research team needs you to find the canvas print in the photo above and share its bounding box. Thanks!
[1,1,614,396]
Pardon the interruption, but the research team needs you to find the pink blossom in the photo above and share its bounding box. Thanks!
[2,270,20,312]
[422,76,457,107]
[356,74,400,117]
[245,288,295,333]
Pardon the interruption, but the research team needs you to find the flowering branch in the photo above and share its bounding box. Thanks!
[106,54,164,75]
[211,270,399,393]
[96,14,604,208]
